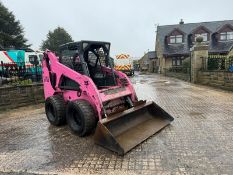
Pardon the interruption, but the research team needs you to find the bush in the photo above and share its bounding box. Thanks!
[10,79,33,86]
[182,58,191,68]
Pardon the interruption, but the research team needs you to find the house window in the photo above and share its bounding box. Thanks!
[220,32,233,40]
[170,35,183,43]
[195,33,208,42]
[172,57,182,66]
[170,36,176,43]
[177,59,181,66]
[144,60,148,65]
[172,58,176,66]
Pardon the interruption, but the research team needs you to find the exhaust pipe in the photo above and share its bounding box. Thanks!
[94,101,174,155]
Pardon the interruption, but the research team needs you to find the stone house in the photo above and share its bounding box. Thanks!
[156,20,233,73]
[138,51,158,72]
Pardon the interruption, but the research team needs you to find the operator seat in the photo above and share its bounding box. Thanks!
[73,54,84,74]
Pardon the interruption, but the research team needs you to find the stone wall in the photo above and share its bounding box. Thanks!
[0,83,44,111]
[148,60,159,73]
[138,54,149,71]
[197,71,233,91]
[191,43,209,83]
[164,70,190,82]
[139,54,158,73]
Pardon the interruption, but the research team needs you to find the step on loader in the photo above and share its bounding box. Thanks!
[42,41,174,155]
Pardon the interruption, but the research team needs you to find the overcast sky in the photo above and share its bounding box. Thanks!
[1,0,233,57]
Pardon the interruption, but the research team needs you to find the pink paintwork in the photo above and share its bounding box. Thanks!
[42,50,138,120]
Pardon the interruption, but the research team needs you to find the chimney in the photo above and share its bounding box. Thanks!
[179,19,184,25]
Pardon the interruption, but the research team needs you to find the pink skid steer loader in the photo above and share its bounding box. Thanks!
[42,41,174,155]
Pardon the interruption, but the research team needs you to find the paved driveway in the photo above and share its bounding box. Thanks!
[1,73,233,175]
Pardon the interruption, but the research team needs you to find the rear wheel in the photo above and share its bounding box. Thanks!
[66,100,97,136]
[45,95,66,126]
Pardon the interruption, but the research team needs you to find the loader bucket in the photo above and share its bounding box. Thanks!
[94,101,174,155]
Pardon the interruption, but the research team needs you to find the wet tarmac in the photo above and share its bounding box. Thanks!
[1,72,233,174]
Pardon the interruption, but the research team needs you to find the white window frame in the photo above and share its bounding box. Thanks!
[172,57,182,66]
[170,36,176,43]
[220,32,227,40]
[220,31,233,41]
[227,32,233,40]
[176,35,183,43]
[176,59,181,66]
[170,35,183,44]
[172,59,176,66]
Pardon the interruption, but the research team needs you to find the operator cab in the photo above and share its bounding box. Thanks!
[59,41,116,88]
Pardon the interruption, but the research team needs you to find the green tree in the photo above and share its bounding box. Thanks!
[0,2,30,49]
[41,27,73,54]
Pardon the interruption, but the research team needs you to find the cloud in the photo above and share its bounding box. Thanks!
[1,0,233,57]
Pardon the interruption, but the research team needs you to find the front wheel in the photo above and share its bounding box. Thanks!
[45,95,66,126]
[66,100,97,137]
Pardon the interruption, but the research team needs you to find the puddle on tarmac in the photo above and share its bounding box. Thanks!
[139,79,148,83]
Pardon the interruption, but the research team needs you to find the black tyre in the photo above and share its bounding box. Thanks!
[45,95,66,126]
[66,100,97,136]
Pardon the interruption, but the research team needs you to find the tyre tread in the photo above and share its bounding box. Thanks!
[45,95,66,126]
[67,100,96,136]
